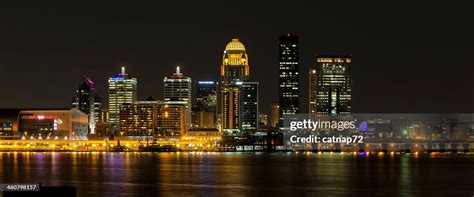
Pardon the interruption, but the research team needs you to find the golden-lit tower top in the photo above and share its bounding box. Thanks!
[225,39,246,51]
[221,38,249,86]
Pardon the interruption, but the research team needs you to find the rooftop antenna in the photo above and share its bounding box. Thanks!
[176,66,181,74]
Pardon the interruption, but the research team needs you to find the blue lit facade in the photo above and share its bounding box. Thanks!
[108,67,137,131]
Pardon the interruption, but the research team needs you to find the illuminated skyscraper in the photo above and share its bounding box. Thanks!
[196,81,218,111]
[314,55,352,115]
[279,34,299,122]
[108,66,137,130]
[270,102,280,128]
[221,39,249,87]
[195,81,218,128]
[164,66,192,129]
[220,39,249,133]
[240,81,258,130]
[309,69,317,115]
[72,76,102,134]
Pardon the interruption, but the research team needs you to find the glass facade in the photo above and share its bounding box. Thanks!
[72,76,102,134]
[196,81,218,113]
[195,81,218,128]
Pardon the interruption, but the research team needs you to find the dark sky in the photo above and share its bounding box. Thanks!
[0,1,473,114]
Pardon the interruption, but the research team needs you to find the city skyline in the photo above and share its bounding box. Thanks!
[0,1,473,114]
[0,2,473,196]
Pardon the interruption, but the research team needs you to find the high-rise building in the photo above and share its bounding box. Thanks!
[240,81,258,130]
[220,39,249,133]
[196,81,218,112]
[221,88,241,132]
[72,76,102,134]
[314,55,352,115]
[221,39,249,87]
[108,67,137,131]
[157,101,187,136]
[195,81,218,127]
[164,66,192,129]
[309,69,317,115]
[119,97,159,138]
[270,102,280,128]
[278,34,299,121]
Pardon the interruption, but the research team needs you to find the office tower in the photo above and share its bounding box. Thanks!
[240,81,259,130]
[278,33,299,121]
[72,76,102,134]
[195,81,218,127]
[309,69,317,115]
[221,88,241,132]
[119,97,159,138]
[270,102,280,128]
[157,101,187,136]
[164,66,192,129]
[315,55,352,115]
[108,66,137,130]
[220,38,249,133]
[196,81,218,111]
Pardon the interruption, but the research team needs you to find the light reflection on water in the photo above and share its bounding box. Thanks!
[0,152,473,196]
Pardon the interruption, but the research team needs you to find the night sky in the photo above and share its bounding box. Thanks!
[0,1,473,114]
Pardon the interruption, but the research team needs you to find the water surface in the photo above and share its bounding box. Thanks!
[0,152,473,196]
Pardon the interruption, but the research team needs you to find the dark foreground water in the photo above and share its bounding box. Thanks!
[0,152,473,196]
